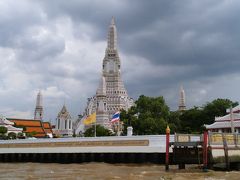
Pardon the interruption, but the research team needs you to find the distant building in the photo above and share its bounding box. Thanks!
[7,118,53,138]
[178,86,186,111]
[34,91,43,121]
[54,104,73,136]
[0,115,23,134]
[205,105,240,133]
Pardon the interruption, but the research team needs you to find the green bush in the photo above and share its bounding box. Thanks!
[0,134,8,140]
[8,132,17,139]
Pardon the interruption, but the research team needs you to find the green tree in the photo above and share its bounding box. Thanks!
[0,126,8,135]
[121,95,170,135]
[176,98,238,134]
[84,125,113,137]
[179,107,205,133]
[202,98,238,125]
[168,111,181,133]
[0,126,8,140]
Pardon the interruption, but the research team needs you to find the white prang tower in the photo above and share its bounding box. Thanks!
[178,86,186,111]
[96,76,109,127]
[34,91,43,121]
[82,17,134,128]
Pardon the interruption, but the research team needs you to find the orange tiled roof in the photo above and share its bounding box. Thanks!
[43,122,50,128]
[7,118,53,138]
[43,122,53,134]
[8,119,42,127]
[25,127,45,133]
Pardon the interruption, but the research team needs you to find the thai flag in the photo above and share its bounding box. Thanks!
[111,111,120,123]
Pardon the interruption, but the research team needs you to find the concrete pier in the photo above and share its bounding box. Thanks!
[0,135,173,163]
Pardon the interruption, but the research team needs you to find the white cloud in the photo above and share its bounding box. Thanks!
[0,108,32,119]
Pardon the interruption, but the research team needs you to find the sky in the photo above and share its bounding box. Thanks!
[0,0,240,123]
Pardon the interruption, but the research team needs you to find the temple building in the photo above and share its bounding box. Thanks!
[205,105,240,133]
[54,104,73,136]
[178,86,186,111]
[77,18,134,131]
[5,91,53,138]
[8,118,53,138]
[0,115,23,134]
[34,91,43,121]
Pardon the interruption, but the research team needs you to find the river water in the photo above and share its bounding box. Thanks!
[0,163,239,180]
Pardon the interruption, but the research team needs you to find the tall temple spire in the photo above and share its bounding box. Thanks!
[178,86,186,111]
[103,17,121,75]
[77,18,134,133]
[107,16,117,50]
[34,90,43,121]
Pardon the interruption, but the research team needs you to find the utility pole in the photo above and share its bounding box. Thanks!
[230,106,234,133]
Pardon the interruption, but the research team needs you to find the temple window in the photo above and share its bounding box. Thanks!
[58,118,60,129]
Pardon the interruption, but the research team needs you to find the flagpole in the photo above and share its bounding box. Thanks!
[94,121,97,137]
[117,120,120,136]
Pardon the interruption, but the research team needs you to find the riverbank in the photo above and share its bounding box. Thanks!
[0,163,239,180]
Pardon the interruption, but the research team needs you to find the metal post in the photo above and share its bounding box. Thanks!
[117,120,120,136]
[222,134,229,170]
[203,131,208,172]
[165,125,170,171]
[230,106,235,133]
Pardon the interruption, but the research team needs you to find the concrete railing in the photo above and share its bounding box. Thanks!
[208,132,240,146]
[174,133,202,142]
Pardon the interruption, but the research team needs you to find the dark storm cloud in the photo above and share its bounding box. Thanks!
[37,0,240,80]
[1,0,240,119]
[0,1,44,47]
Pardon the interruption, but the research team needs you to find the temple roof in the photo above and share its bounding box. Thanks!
[57,104,71,119]
[0,115,14,125]
[227,105,240,113]
[3,125,22,132]
[43,122,53,134]
[7,118,53,138]
[215,113,240,121]
[205,120,240,129]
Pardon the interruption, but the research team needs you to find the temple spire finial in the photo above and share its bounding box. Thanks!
[107,17,117,50]
[111,16,115,25]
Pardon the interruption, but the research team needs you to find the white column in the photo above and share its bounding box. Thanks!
[127,126,133,136]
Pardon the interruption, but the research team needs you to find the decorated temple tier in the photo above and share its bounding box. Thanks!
[206,105,240,133]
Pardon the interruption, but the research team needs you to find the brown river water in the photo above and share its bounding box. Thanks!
[0,163,239,180]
